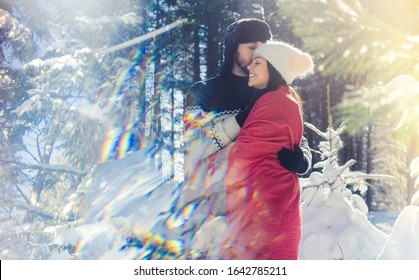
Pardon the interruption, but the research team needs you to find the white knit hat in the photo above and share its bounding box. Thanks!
[254,41,314,84]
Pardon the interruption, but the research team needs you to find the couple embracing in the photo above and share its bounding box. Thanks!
[182,18,314,260]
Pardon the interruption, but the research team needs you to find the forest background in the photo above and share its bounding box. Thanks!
[0,0,418,259]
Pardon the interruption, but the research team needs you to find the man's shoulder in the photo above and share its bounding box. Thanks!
[188,75,222,96]
[185,76,222,109]
[190,76,221,89]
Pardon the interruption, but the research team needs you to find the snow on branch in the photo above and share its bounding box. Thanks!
[302,122,392,193]
[96,18,187,55]
[3,199,55,220]
[1,159,87,175]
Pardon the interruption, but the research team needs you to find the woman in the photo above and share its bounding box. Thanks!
[223,41,314,259]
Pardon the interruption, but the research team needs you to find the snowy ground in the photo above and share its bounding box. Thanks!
[50,147,419,260]
[368,211,399,234]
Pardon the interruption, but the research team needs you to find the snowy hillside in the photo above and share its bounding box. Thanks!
[50,140,418,260]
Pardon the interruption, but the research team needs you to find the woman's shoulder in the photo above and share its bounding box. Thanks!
[263,86,298,104]
[254,87,301,120]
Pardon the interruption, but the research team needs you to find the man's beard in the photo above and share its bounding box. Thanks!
[234,52,250,75]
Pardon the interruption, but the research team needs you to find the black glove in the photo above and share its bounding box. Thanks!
[235,91,266,127]
[277,144,308,174]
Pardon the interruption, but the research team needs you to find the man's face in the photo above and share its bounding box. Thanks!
[234,42,262,76]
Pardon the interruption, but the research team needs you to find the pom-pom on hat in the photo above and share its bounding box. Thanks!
[254,41,314,84]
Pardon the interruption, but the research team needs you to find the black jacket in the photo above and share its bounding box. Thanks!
[185,73,254,113]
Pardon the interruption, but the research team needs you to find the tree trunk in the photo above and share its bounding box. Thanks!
[169,30,175,179]
[137,3,149,148]
[205,3,220,78]
[192,22,201,82]
[26,171,45,222]
[366,125,373,209]
[150,0,163,178]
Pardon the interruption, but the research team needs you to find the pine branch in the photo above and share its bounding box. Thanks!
[21,143,40,163]
[3,199,55,220]
[36,133,42,160]
[97,19,187,55]
[14,183,31,204]
[1,159,87,175]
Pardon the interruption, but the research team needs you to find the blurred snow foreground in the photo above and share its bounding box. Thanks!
[53,73,419,261]
[50,75,419,260]
[50,122,419,260]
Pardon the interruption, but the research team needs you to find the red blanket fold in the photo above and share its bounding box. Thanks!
[224,86,303,260]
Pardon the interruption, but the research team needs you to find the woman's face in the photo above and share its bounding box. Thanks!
[247,55,269,89]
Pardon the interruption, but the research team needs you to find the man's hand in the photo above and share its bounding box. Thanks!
[277,144,308,174]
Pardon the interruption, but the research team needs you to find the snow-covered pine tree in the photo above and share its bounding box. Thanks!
[1,0,147,259]
[299,87,389,260]
[1,5,42,259]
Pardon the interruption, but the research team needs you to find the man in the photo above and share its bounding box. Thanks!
[184,18,311,176]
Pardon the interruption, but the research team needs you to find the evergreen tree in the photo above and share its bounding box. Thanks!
[0,0,150,259]
[279,0,419,209]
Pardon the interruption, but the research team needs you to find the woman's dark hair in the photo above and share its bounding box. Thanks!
[261,61,303,111]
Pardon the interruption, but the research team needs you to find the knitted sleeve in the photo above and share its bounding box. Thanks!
[184,81,241,175]
[298,136,312,175]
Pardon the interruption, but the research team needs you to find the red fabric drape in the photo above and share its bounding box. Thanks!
[224,86,303,260]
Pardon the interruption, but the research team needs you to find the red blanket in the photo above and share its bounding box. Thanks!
[224,86,303,259]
